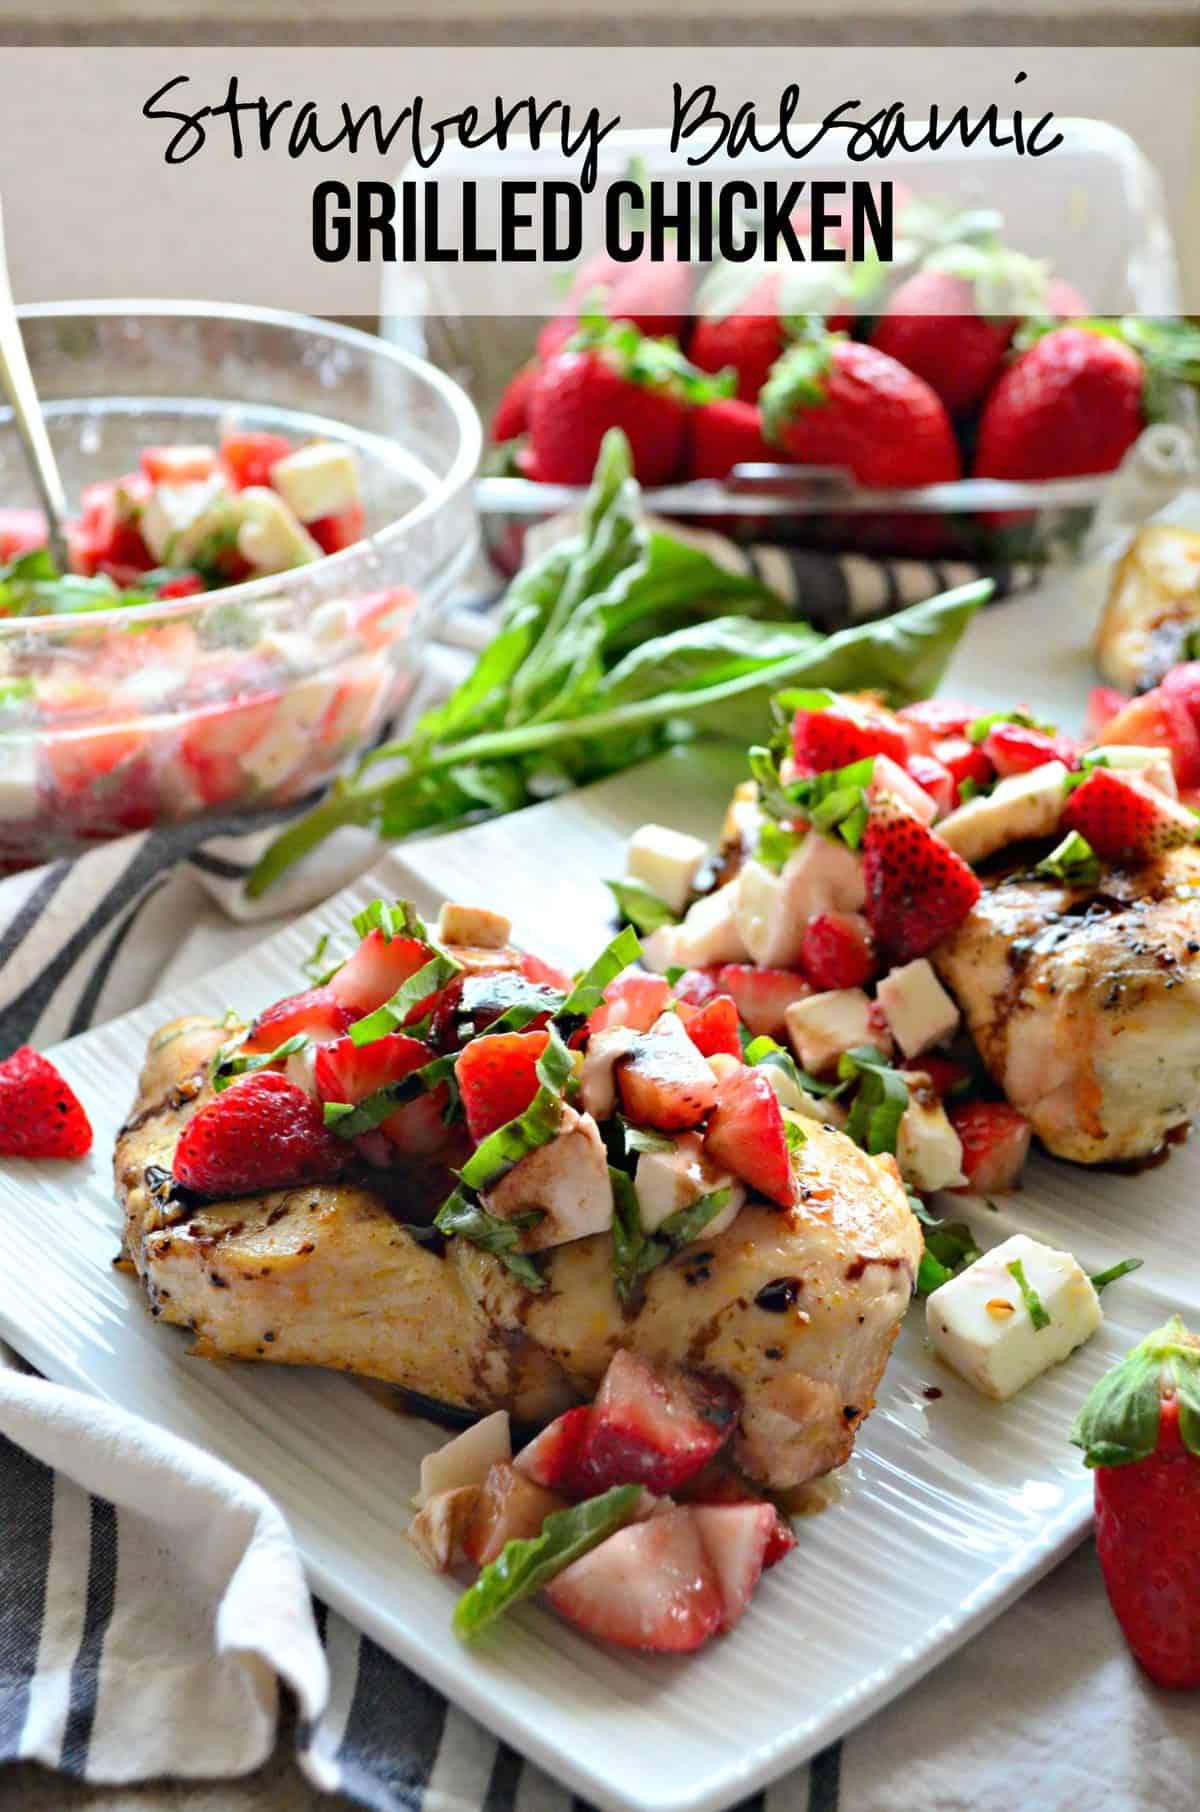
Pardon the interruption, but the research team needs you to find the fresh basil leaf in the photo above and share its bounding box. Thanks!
[453,1484,641,1640]
[433,1188,547,1292]
[654,1186,732,1251]
[967,708,1056,744]
[839,1046,910,1157]
[1089,1257,1144,1292]
[349,950,462,1046]
[556,926,642,1026]
[301,931,336,985]
[757,818,805,873]
[916,1218,980,1296]
[783,1117,806,1152]
[605,878,679,935]
[664,964,686,986]
[1007,1257,1051,1331]
[619,1118,675,1156]
[1035,831,1100,887]
[210,1032,308,1092]
[457,1024,573,1191]
[744,1035,845,1098]
[351,898,428,942]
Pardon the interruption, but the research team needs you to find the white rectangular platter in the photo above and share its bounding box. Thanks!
[0,588,1196,1812]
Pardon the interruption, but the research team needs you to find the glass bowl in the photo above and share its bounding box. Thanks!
[0,302,481,869]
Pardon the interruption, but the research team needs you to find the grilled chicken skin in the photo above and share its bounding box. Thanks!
[933,847,1200,1166]
[115,1016,921,1489]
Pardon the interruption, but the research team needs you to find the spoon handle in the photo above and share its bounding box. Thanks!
[0,196,70,569]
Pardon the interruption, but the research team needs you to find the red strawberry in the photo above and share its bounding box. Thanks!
[241,985,352,1055]
[491,362,538,443]
[518,950,574,991]
[525,322,727,488]
[463,1462,566,1568]
[220,431,293,490]
[308,502,365,556]
[1086,685,1131,740]
[0,507,47,560]
[680,994,742,1059]
[703,1062,794,1207]
[537,250,695,361]
[716,965,810,1038]
[932,736,995,799]
[1071,1317,1200,1689]
[902,1054,972,1099]
[313,1031,447,1156]
[671,968,722,1008]
[983,721,1079,778]
[975,327,1145,483]
[678,1467,796,1567]
[691,1502,778,1631]
[456,1029,550,1144]
[689,270,788,403]
[173,1071,347,1196]
[616,1015,718,1132]
[514,1406,593,1492]
[0,1047,92,1160]
[800,911,878,990]
[862,794,982,962]
[791,699,912,775]
[906,753,957,818]
[587,971,672,1036]
[685,398,775,481]
[544,1506,724,1652]
[572,1350,737,1496]
[328,929,435,1019]
[1061,767,1198,862]
[947,1100,1031,1193]
[1099,682,1200,792]
[897,698,977,752]
[762,337,961,489]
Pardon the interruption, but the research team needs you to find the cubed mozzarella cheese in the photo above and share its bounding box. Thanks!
[269,441,361,523]
[625,823,708,916]
[139,473,231,564]
[239,675,339,793]
[578,1025,638,1120]
[236,487,323,574]
[646,881,749,972]
[418,1410,511,1506]
[936,761,1069,865]
[734,829,866,969]
[634,1131,745,1238]
[485,1106,613,1250]
[876,959,960,1058]
[0,735,40,821]
[756,1057,840,1124]
[896,1089,965,1192]
[868,754,938,825]
[926,1232,1102,1400]
[436,902,512,949]
[785,988,888,1076]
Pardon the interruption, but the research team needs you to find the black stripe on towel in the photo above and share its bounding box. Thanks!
[66,876,168,1038]
[59,1495,118,1773]
[335,1638,448,1812]
[483,1741,523,1812]
[186,849,253,881]
[0,1435,55,1759]
[807,1740,842,1812]
[0,861,70,977]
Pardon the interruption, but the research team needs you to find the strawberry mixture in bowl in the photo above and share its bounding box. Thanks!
[0,304,481,869]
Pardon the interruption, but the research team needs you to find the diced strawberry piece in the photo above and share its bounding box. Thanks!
[544,1507,724,1652]
[897,698,977,753]
[791,701,911,776]
[1100,685,1200,791]
[314,1029,430,1105]
[514,1406,592,1492]
[155,572,207,599]
[221,431,293,491]
[587,970,672,1035]
[1085,684,1131,740]
[933,736,995,799]
[716,965,810,1037]
[862,795,982,963]
[491,363,538,442]
[67,476,153,577]
[139,445,218,484]
[173,1071,347,1196]
[518,950,574,991]
[242,985,352,1055]
[905,753,957,818]
[703,1062,794,1207]
[0,508,47,559]
[0,1046,92,1159]
[456,1030,550,1143]
[615,1017,719,1132]
[902,1054,972,1099]
[671,967,722,1008]
[679,1469,797,1567]
[573,1350,737,1496]
[177,693,282,807]
[462,1462,566,1568]
[983,722,1080,778]
[691,1503,777,1630]
[948,1100,1032,1194]
[681,994,742,1058]
[328,929,435,1018]
[799,911,878,990]
[1062,767,1198,862]
[308,501,366,555]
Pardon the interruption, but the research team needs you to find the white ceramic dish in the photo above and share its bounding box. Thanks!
[0,589,1194,1812]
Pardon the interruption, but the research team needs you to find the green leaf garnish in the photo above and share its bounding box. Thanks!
[452,1485,640,1640]
[915,1217,981,1296]
[756,818,806,873]
[351,898,429,942]
[743,1034,845,1098]
[348,950,462,1046]
[839,1046,910,1158]
[210,1032,308,1092]
[1034,831,1100,887]
[1006,1257,1051,1331]
[619,1118,676,1156]
[301,931,336,985]
[610,1160,732,1306]
[432,1189,546,1291]
[605,878,678,935]
[1089,1257,1144,1292]
[966,708,1056,745]
[555,925,641,1029]
[457,1023,573,1191]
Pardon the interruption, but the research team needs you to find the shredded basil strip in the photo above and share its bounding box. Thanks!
[1089,1257,1144,1292]
[210,1032,308,1093]
[915,1218,981,1296]
[433,1188,547,1291]
[839,1046,910,1157]
[744,1034,846,1099]
[349,950,462,1047]
[619,1118,675,1156]
[324,1051,461,1140]
[1007,1257,1051,1331]
[459,974,565,1037]
[452,1485,641,1640]
[1034,831,1100,886]
[301,931,339,985]
[605,877,679,934]
[611,1163,732,1305]
[351,898,429,942]
[967,708,1056,744]
[555,925,642,1028]
[457,1024,574,1191]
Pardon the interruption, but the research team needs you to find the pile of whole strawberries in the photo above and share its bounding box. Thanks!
[490,189,1173,527]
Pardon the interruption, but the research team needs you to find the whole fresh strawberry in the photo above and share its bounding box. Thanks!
[491,363,538,443]
[684,397,774,480]
[974,326,1146,482]
[1071,1317,1200,1689]
[689,260,873,403]
[761,335,961,489]
[861,793,981,961]
[173,1071,347,1197]
[0,1046,93,1159]
[524,319,730,487]
[1061,766,1198,862]
[537,251,695,362]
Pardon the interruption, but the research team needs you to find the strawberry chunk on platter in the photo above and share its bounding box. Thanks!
[862,794,982,964]
[0,1046,93,1159]
[328,928,439,1019]
[800,911,878,990]
[715,965,810,1038]
[948,1101,1032,1195]
[1061,767,1198,862]
[544,1508,726,1653]
[703,1062,795,1208]
[173,1071,347,1196]
[241,985,352,1054]
[790,699,912,777]
[456,1030,550,1143]
[678,993,742,1058]
[571,1350,738,1496]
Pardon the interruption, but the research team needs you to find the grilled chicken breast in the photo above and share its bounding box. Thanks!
[933,847,1200,1165]
[115,1015,922,1489]
[1095,523,1200,692]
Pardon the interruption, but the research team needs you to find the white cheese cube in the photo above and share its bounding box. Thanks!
[733,829,866,970]
[578,1025,637,1120]
[625,823,707,916]
[436,902,512,949]
[896,1089,965,1192]
[868,753,937,825]
[236,487,322,574]
[485,1106,613,1250]
[269,440,361,523]
[0,735,40,822]
[926,1232,1102,1400]
[648,882,749,971]
[936,761,1069,865]
[756,1057,840,1124]
[139,474,231,564]
[876,959,960,1058]
[418,1410,511,1506]
[238,675,338,793]
[634,1132,744,1237]
[785,988,888,1077]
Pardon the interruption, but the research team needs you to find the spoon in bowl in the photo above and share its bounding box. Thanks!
[0,195,70,570]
